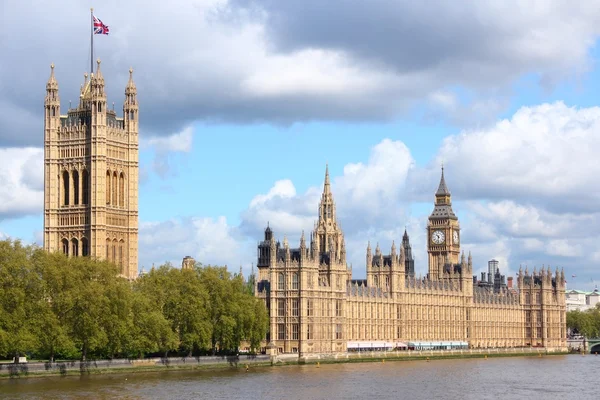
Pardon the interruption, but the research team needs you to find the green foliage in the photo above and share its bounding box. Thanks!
[0,239,268,361]
[567,306,600,338]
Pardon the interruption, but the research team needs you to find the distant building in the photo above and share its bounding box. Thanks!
[566,289,600,312]
[473,259,510,294]
[254,165,567,355]
[182,256,196,270]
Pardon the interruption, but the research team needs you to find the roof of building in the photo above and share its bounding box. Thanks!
[436,167,451,196]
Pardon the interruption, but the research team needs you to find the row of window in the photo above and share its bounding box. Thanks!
[61,237,127,271]
[106,170,126,207]
[60,170,90,206]
[524,292,542,304]
[61,237,89,257]
[276,323,343,341]
[59,169,127,208]
[58,214,90,226]
[277,299,344,317]
[277,272,299,290]
[106,238,127,270]
[60,147,89,158]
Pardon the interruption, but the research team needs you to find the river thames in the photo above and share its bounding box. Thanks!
[1,354,596,399]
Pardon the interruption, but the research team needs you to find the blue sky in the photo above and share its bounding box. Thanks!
[2,0,600,290]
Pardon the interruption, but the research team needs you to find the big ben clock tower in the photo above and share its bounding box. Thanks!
[427,166,460,280]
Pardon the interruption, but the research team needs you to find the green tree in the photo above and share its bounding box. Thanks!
[0,240,40,361]
[30,250,77,361]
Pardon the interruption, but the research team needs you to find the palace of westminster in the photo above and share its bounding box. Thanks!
[42,63,567,355]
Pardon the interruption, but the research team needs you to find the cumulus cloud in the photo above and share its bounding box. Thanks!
[3,0,600,147]
[143,125,194,178]
[409,102,600,213]
[138,216,245,271]
[0,148,43,219]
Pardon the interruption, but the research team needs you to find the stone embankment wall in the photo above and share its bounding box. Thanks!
[0,354,271,377]
[295,346,568,364]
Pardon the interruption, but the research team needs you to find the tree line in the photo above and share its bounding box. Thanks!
[566,304,600,338]
[0,239,268,362]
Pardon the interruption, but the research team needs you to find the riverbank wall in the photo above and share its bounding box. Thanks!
[294,346,569,365]
[0,354,271,378]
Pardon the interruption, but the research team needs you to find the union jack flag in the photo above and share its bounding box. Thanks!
[93,15,109,35]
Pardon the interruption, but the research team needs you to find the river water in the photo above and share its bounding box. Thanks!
[1,354,596,400]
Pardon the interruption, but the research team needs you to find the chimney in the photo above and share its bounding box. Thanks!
[507,276,513,289]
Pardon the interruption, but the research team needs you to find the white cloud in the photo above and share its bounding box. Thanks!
[138,216,244,271]
[546,240,582,258]
[145,126,194,153]
[143,126,195,178]
[0,147,43,219]
[428,102,600,213]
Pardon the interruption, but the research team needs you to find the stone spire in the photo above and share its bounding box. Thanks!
[323,163,331,195]
[46,63,58,91]
[126,67,137,94]
[436,165,450,196]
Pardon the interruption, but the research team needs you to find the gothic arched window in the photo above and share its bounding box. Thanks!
[63,171,70,206]
[292,273,298,290]
[112,171,118,206]
[112,239,117,265]
[106,170,111,205]
[72,170,79,205]
[71,238,79,257]
[81,237,89,256]
[62,238,69,255]
[119,173,125,207]
[82,170,89,205]
[119,240,125,273]
[278,273,285,290]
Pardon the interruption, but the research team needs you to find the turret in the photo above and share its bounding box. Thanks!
[467,251,472,272]
[44,63,60,136]
[311,231,318,260]
[124,67,138,132]
[300,230,307,261]
[340,236,347,264]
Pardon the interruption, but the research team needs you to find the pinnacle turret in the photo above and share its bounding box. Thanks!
[126,67,137,94]
[46,63,58,90]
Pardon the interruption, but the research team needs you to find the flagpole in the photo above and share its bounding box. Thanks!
[90,7,94,74]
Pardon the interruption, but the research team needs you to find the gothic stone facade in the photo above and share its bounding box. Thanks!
[255,166,567,354]
[43,61,139,279]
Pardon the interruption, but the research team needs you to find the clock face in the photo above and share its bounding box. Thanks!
[431,230,445,244]
[453,231,459,244]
